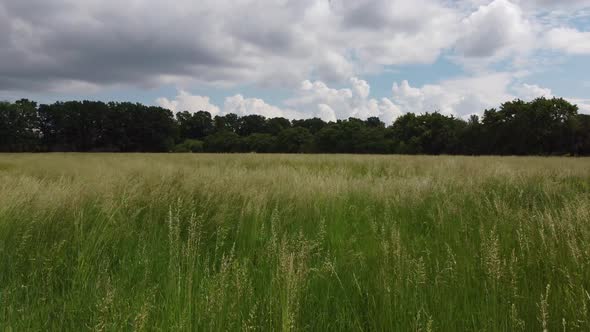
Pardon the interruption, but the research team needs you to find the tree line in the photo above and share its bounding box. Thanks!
[1,97,589,155]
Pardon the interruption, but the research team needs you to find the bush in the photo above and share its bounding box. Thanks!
[172,139,204,153]
[203,131,244,152]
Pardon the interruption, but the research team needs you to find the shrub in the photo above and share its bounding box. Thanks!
[172,139,204,153]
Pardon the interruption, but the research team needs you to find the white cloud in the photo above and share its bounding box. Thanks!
[223,95,305,119]
[569,98,590,114]
[546,28,590,54]
[513,83,553,100]
[158,73,588,122]
[317,104,338,122]
[286,77,402,123]
[350,77,371,99]
[516,0,590,9]
[391,73,515,117]
[159,77,403,123]
[390,76,587,117]
[156,90,221,115]
[455,0,534,61]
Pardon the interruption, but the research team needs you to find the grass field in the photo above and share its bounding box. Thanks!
[1,154,589,331]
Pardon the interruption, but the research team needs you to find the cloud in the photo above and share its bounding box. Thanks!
[223,95,305,119]
[391,73,515,117]
[513,83,553,100]
[468,0,590,11]
[516,0,590,9]
[0,0,462,93]
[570,98,590,114]
[545,28,590,54]
[317,104,338,122]
[390,76,587,117]
[331,0,460,66]
[156,92,305,119]
[156,91,221,115]
[454,0,534,60]
[286,77,402,123]
[159,77,403,123]
[1,0,588,113]
[158,74,585,122]
[350,77,371,99]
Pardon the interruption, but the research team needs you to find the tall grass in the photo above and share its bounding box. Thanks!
[1,154,589,331]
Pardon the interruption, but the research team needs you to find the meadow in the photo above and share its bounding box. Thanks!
[0,154,589,331]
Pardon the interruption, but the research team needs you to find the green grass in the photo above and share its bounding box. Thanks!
[1,154,589,331]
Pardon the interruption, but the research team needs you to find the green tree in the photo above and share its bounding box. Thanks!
[245,133,277,153]
[0,99,40,152]
[481,98,578,155]
[266,117,291,135]
[291,117,327,134]
[214,113,240,133]
[238,115,267,136]
[173,139,204,153]
[176,111,213,141]
[276,127,313,153]
[204,131,244,152]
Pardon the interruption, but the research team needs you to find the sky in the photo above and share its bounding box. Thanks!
[1,0,589,122]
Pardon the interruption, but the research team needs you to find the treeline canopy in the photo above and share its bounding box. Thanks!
[1,97,589,155]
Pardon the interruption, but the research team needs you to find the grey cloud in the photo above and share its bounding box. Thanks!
[339,1,395,30]
[1,0,582,96]
[224,1,313,56]
[0,0,464,94]
[457,27,513,57]
[519,0,590,7]
[0,0,292,92]
[0,0,466,94]
[336,0,434,33]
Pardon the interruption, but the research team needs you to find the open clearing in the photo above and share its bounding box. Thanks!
[1,154,589,330]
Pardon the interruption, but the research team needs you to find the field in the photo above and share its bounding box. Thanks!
[1,154,589,331]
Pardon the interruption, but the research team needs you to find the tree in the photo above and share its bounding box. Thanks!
[266,117,291,135]
[1,96,587,155]
[276,127,313,153]
[315,119,390,154]
[529,97,577,155]
[0,99,40,152]
[366,116,385,128]
[481,98,579,155]
[173,139,204,153]
[388,113,424,154]
[291,117,327,134]
[315,124,342,153]
[238,115,267,136]
[245,133,276,153]
[389,112,465,154]
[574,114,590,155]
[176,111,213,141]
[204,131,244,152]
[460,115,484,155]
[214,113,240,133]
[104,103,176,152]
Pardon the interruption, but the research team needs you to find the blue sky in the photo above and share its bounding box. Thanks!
[1,0,589,122]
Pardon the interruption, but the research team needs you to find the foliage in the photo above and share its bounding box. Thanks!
[176,111,214,140]
[34,101,176,152]
[203,130,244,152]
[1,97,589,155]
[173,139,204,153]
[276,127,314,153]
[244,133,277,153]
[0,99,40,152]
